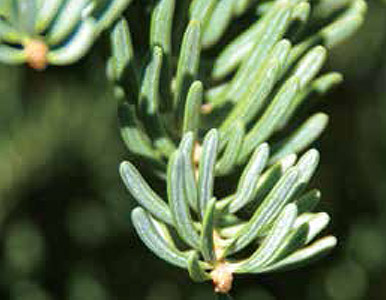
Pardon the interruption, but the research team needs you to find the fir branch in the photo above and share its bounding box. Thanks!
[121,130,336,294]
[109,0,366,178]
[112,0,365,296]
[0,0,132,69]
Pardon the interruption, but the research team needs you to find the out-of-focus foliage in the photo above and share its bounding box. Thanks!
[0,59,131,299]
[303,1,386,299]
[0,0,386,300]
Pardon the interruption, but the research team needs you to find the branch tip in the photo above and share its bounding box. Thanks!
[211,263,234,294]
[24,39,48,70]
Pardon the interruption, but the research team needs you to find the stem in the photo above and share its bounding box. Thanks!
[214,293,234,300]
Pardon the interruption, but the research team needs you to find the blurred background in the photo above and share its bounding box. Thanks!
[1,0,386,299]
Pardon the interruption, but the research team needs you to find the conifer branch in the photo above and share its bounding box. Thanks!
[0,0,132,69]
[109,0,366,177]
[122,130,337,294]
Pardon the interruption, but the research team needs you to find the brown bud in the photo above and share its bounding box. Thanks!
[201,103,213,114]
[211,263,234,294]
[24,39,48,70]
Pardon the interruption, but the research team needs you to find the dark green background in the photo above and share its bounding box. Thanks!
[1,1,386,299]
